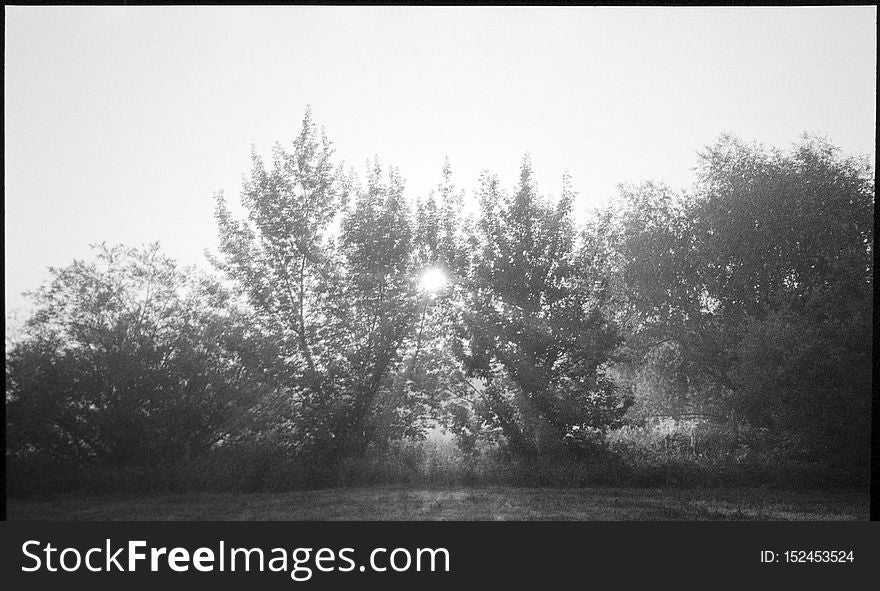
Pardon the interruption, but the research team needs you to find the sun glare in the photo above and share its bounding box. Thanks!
[419,268,448,293]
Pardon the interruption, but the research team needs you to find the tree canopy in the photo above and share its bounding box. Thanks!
[600,134,873,469]
[6,243,267,473]
[7,113,873,494]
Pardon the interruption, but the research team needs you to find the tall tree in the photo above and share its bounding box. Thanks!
[327,161,422,454]
[604,134,873,471]
[211,107,346,458]
[455,159,631,457]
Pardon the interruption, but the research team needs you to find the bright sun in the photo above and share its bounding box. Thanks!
[419,268,448,293]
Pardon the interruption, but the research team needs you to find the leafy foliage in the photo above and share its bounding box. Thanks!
[453,159,632,457]
[6,109,872,495]
[212,112,432,469]
[602,135,873,472]
[6,243,267,476]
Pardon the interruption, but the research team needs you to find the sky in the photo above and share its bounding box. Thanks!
[5,6,876,317]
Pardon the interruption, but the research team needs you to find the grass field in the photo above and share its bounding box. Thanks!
[6,486,868,520]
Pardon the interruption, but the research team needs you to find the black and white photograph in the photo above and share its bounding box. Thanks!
[4,5,875,523]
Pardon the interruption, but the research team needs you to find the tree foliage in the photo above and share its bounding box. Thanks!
[602,135,873,470]
[454,159,631,457]
[7,109,872,493]
[6,243,266,472]
[212,112,430,466]
[328,161,421,454]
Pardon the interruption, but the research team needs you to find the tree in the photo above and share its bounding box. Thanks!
[603,134,873,472]
[596,181,730,421]
[213,105,343,380]
[326,160,423,456]
[454,158,631,458]
[212,107,347,462]
[6,243,266,478]
[693,135,873,470]
[213,110,439,468]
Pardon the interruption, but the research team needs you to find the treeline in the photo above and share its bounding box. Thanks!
[6,110,873,495]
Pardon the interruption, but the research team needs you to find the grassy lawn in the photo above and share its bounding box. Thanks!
[6,486,868,520]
